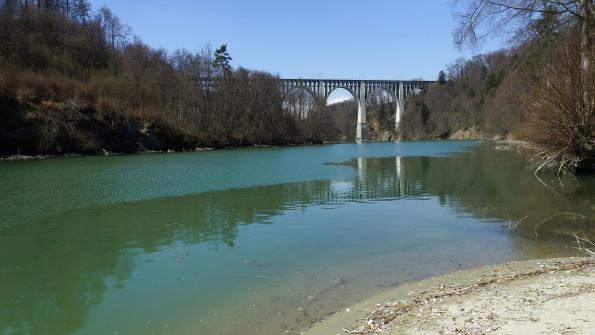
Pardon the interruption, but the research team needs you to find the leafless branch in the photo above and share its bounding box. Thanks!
[570,232,595,257]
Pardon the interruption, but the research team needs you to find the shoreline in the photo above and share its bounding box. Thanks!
[0,139,484,162]
[305,257,594,335]
[0,141,346,162]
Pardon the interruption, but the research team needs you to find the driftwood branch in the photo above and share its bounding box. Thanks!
[570,232,595,257]
[534,212,586,237]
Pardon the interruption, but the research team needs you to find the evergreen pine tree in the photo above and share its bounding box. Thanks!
[73,0,91,24]
[214,44,232,75]
[437,70,446,85]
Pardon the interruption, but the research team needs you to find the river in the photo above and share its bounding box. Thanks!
[0,141,593,335]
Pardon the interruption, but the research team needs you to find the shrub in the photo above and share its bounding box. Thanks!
[522,35,594,172]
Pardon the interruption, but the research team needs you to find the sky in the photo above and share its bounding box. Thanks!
[89,0,506,103]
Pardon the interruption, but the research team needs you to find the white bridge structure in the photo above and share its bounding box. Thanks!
[280,79,433,142]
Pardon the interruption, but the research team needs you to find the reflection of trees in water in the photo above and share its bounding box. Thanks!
[390,147,595,240]
[2,145,593,334]
[0,223,125,335]
[336,148,593,257]
[361,147,592,240]
[0,180,342,334]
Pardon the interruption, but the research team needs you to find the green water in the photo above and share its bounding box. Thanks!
[0,141,593,335]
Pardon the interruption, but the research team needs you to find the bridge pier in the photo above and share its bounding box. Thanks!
[356,122,368,143]
[394,102,401,132]
[394,82,404,133]
[356,84,368,143]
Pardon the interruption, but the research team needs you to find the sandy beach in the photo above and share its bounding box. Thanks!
[305,257,595,335]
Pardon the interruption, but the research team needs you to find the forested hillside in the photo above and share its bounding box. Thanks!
[401,0,594,172]
[0,1,343,156]
[401,50,524,140]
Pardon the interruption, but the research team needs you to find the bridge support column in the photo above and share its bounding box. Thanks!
[395,101,401,132]
[395,82,404,133]
[318,80,325,98]
[356,84,368,143]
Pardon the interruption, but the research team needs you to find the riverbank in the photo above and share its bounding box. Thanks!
[0,138,540,164]
[0,141,347,161]
[0,98,331,159]
[306,257,595,335]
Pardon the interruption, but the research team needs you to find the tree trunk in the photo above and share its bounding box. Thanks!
[579,0,592,117]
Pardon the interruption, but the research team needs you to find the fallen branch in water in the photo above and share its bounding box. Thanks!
[508,215,528,231]
[534,212,586,237]
[570,232,595,257]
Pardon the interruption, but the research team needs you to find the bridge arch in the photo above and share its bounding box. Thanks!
[365,87,400,136]
[365,87,396,106]
[323,87,359,106]
[282,86,319,119]
[325,86,359,105]
[282,86,318,102]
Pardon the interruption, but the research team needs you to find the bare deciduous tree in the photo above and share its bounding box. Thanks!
[98,5,130,49]
[0,3,345,155]
[453,0,592,124]
[453,0,594,171]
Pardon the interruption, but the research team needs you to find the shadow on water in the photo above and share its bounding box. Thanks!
[0,144,593,334]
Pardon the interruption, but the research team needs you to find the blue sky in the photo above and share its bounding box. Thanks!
[89,0,505,98]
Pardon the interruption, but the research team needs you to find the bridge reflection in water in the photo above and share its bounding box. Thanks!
[316,156,426,204]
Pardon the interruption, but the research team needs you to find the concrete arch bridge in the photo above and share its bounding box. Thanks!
[280,79,433,142]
